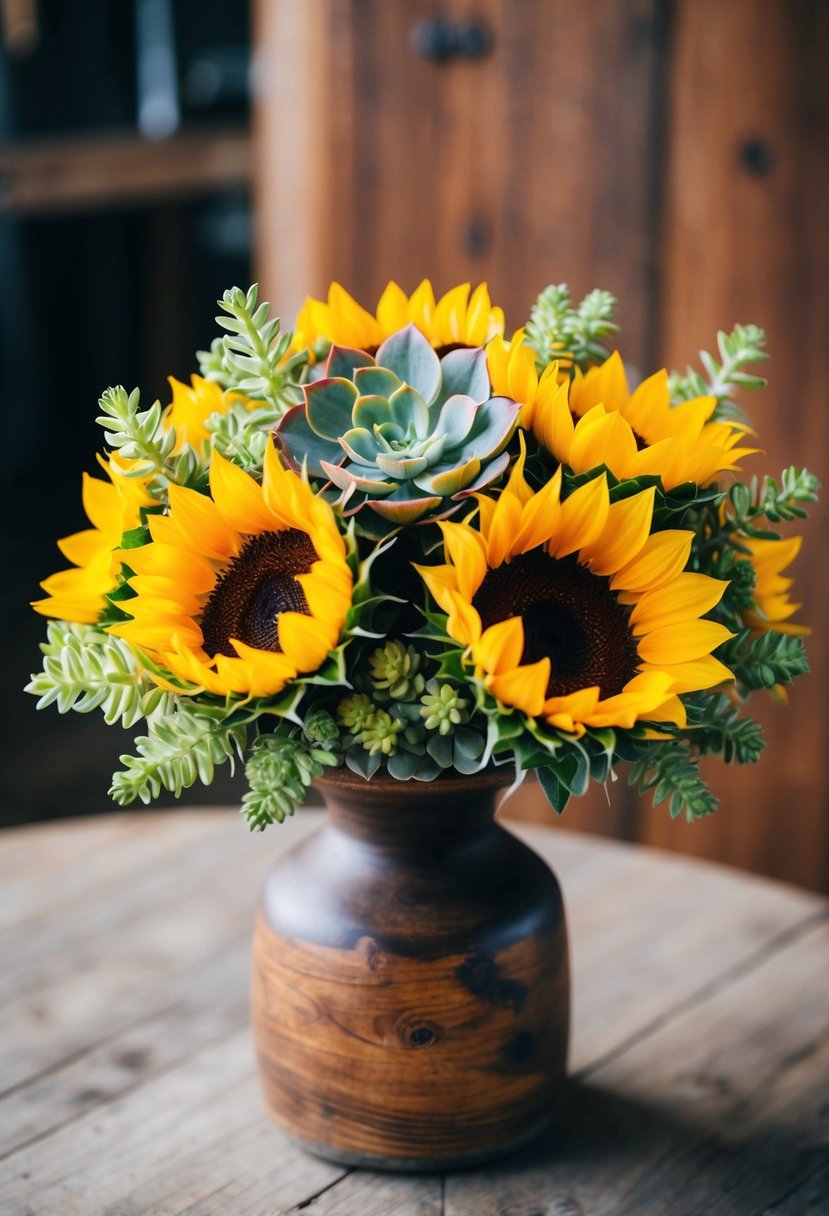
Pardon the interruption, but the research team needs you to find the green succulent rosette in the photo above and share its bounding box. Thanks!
[275,323,520,531]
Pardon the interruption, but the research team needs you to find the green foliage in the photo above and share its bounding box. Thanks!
[726,467,820,527]
[361,708,404,756]
[204,398,281,474]
[368,640,425,702]
[525,284,619,371]
[110,705,249,806]
[420,680,470,735]
[96,385,203,493]
[669,324,767,422]
[241,732,337,830]
[25,621,167,728]
[303,707,340,747]
[682,694,765,764]
[197,284,306,414]
[720,631,809,692]
[628,740,718,822]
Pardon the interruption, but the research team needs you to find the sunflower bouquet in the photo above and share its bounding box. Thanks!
[27,280,817,828]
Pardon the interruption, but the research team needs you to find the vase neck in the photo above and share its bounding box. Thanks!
[317,774,506,850]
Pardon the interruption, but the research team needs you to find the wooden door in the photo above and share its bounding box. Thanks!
[253,0,829,890]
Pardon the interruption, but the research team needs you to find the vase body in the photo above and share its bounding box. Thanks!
[251,769,569,1170]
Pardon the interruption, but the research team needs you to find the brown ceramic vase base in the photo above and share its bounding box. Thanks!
[251,768,570,1171]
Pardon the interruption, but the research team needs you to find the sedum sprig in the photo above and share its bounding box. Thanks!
[669,324,768,422]
[96,385,203,494]
[204,399,280,474]
[525,284,618,371]
[110,704,249,806]
[241,733,337,830]
[725,467,820,527]
[25,621,168,729]
[198,284,306,414]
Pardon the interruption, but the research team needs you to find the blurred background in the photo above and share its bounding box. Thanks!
[1,0,826,890]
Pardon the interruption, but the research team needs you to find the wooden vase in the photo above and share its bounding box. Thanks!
[251,768,570,1170]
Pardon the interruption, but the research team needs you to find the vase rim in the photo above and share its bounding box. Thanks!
[315,765,514,797]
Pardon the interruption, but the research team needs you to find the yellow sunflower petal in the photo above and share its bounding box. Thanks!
[570,350,629,416]
[569,409,639,477]
[532,377,576,462]
[486,492,524,568]
[277,611,338,671]
[488,659,551,717]
[209,450,281,535]
[473,616,525,675]
[412,562,459,617]
[328,282,382,349]
[445,590,483,648]
[439,520,488,599]
[433,283,471,346]
[511,466,563,554]
[580,487,655,575]
[376,281,411,334]
[642,655,734,694]
[630,572,727,633]
[465,283,493,346]
[166,484,241,561]
[637,620,733,665]
[408,279,437,332]
[549,474,610,557]
[57,528,107,567]
[610,530,693,594]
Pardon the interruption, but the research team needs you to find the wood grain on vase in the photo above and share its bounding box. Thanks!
[251,770,570,1168]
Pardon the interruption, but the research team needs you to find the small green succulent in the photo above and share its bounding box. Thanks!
[275,323,519,530]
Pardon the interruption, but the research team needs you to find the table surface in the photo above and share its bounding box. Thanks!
[1,810,827,1216]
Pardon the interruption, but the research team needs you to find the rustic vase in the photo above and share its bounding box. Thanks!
[251,767,570,1171]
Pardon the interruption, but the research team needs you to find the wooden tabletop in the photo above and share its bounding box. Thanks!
[1,810,827,1216]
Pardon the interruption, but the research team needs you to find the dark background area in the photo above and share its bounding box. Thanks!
[1,0,252,823]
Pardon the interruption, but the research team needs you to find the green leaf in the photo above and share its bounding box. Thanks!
[275,404,342,476]
[537,765,570,815]
[120,525,150,550]
[375,324,441,404]
[434,347,490,406]
[305,377,359,440]
[628,740,718,822]
[325,345,376,380]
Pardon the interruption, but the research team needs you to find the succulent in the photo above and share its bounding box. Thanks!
[275,323,519,529]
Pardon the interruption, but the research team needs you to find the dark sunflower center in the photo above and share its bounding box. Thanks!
[201,530,317,658]
[472,551,639,700]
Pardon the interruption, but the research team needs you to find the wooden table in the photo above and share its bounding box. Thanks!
[1,810,827,1215]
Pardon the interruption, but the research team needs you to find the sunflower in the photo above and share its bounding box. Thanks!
[108,445,352,698]
[32,454,153,625]
[529,350,756,491]
[293,280,505,357]
[415,447,733,735]
[165,374,248,451]
[740,535,809,636]
[486,329,565,429]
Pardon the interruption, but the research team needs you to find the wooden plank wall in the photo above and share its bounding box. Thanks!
[253,0,828,890]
